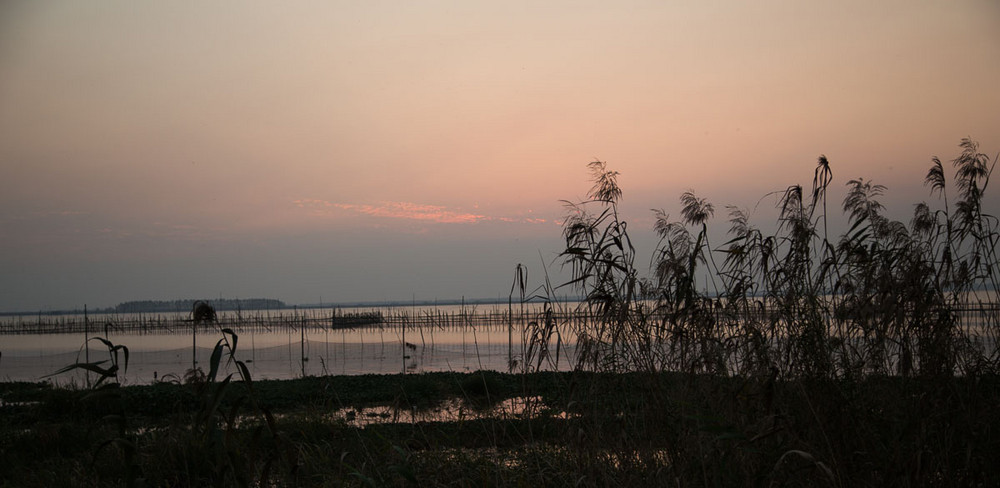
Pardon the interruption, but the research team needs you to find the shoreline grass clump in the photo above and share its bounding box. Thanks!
[554,138,997,379]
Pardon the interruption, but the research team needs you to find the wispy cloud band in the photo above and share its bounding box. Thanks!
[292,199,549,225]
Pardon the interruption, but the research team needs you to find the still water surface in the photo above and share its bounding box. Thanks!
[1,305,577,385]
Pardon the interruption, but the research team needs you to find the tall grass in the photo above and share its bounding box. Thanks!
[555,139,998,379]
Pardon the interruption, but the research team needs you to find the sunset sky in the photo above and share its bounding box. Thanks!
[1,1,998,312]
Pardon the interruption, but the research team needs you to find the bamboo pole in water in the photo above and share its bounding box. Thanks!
[300,310,305,378]
[508,297,513,369]
[401,312,406,375]
[84,304,90,387]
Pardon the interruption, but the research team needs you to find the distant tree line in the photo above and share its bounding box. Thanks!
[112,298,286,314]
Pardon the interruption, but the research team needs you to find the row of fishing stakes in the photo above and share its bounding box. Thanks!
[45,291,531,384]
[41,302,569,383]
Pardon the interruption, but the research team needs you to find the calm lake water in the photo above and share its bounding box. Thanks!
[0,304,578,385]
[4,298,996,384]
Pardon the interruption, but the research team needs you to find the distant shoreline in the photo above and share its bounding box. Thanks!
[0,295,581,317]
[5,287,998,317]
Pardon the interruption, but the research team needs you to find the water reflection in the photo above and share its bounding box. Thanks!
[331,396,574,427]
[0,321,577,385]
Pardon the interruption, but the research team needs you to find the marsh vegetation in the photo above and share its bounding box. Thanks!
[558,138,998,379]
[1,139,998,486]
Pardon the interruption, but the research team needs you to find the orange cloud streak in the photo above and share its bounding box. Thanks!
[292,199,549,225]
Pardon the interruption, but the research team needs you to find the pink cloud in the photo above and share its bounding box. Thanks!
[293,199,554,225]
[332,201,487,224]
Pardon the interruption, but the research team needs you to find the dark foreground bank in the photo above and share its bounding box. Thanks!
[2,371,998,487]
